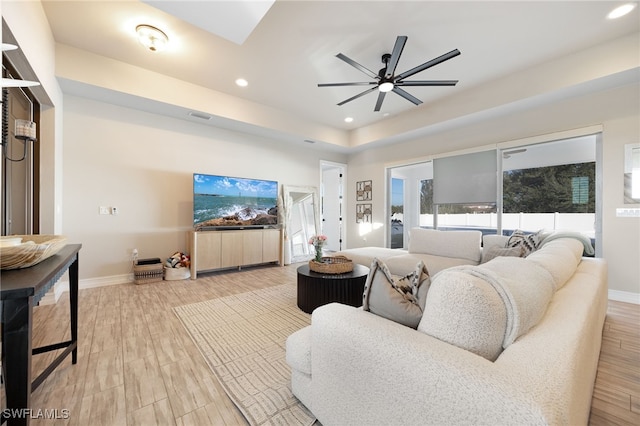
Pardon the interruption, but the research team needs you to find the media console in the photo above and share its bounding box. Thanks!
[188,228,282,279]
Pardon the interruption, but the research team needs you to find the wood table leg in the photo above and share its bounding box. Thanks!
[2,297,33,426]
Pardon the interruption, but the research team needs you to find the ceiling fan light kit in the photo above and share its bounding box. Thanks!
[319,36,460,112]
[136,24,169,52]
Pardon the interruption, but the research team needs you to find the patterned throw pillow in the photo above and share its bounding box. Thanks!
[362,258,430,329]
[506,229,542,256]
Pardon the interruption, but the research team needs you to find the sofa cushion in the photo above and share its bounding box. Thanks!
[540,231,595,256]
[385,253,476,276]
[362,258,430,329]
[480,245,523,264]
[482,234,510,251]
[468,257,555,347]
[526,238,583,290]
[334,247,406,268]
[408,228,482,263]
[419,269,507,361]
[419,256,555,360]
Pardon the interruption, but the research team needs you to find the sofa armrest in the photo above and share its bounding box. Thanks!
[310,303,546,425]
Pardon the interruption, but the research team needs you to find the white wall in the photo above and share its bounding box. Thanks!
[62,95,346,280]
[601,116,640,299]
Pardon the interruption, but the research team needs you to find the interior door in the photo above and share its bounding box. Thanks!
[321,162,346,252]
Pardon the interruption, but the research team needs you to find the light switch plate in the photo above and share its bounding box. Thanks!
[616,208,640,217]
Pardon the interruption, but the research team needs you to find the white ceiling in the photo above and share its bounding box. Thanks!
[39,0,639,147]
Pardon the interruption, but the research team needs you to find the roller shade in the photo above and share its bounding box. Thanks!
[433,150,497,204]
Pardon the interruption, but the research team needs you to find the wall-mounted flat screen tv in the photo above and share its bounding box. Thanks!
[193,173,278,230]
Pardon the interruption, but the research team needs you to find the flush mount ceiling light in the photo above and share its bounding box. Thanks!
[608,3,636,19]
[235,78,248,87]
[136,24,169,52]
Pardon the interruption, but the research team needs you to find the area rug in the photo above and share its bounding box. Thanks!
[173,284,315,426]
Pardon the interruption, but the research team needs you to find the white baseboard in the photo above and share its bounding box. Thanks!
[41,273,133,304]
[608,289,640,305]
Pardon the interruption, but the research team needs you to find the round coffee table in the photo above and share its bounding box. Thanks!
[296,263,370,314]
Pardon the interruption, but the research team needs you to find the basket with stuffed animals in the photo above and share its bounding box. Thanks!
[164,252,191,280]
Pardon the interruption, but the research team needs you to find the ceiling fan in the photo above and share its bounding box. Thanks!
[318,36,460,112]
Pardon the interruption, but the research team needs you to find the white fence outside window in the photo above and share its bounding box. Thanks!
[415,212,595,238]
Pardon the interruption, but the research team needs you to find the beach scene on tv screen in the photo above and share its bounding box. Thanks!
[193,174,278,229]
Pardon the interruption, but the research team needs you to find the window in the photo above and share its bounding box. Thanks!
[502,136,596,238]
[386,133,598,247]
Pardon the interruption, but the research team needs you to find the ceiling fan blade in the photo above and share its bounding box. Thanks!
[374,91,386,112]
[392,87,423,106]
[395,80,458,87]
[337,86,378,106]
[395,49,461,81]
[336,53,379,79]
[385,36,408,79]
[318,82,377,87]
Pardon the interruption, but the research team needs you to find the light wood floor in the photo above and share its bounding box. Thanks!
[589,300,640,425]
[10,263,640,425]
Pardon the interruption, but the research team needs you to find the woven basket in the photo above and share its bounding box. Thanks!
[309,255,354,274]
[133,262,164,285]
[0,235,68,270]
[164,266,191,281]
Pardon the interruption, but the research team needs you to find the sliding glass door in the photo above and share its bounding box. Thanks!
[385,133,598,247]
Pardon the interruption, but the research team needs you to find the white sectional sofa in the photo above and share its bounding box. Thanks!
[286,228,607,425]
[334,227,486,275]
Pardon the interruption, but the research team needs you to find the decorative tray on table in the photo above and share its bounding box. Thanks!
[309,255,354,274]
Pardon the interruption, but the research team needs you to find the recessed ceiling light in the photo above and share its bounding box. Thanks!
[235,78,248,87]
[607,3,636,19]
[344,117,354,123]
[136,24,169,52]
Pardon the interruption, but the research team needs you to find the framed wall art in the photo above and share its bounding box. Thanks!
[356,203,372,223]
[356,180,372,201]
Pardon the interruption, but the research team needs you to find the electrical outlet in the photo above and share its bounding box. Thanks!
[99,206,110,215]
[111,206,119,215]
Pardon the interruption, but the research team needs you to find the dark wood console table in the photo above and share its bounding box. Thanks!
[1,244,81,426]
[296,263,369,314]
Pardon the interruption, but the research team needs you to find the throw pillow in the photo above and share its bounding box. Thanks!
[362,258,430,329]
[506,229,543,256]
[480,245,523,264]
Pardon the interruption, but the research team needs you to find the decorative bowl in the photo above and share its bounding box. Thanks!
[0,235,68,270]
